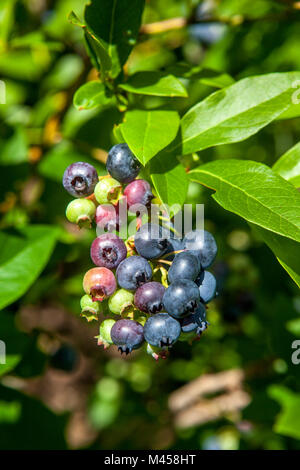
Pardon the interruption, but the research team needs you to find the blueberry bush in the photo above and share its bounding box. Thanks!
[0,0,300,450]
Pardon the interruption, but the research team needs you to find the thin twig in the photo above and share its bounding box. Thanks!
[140,17,187,34]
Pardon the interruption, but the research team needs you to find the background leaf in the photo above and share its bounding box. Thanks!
[121,109,180,165]
[273,142,300,188]
[0,127,28,165]
[178,72,300,155]
[84,0,145,78]
[0,225,59,309]
[119,71,188,97]
[166,63,235,88]
[0,312,29,377]
[68,10,112,75]
[269,386,300,440]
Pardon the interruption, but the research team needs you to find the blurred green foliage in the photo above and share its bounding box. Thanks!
[0,0,299,451]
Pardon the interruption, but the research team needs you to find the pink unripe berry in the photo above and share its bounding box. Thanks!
[95,203,125,232]
[124,179,154,208]
[83,267,116,301]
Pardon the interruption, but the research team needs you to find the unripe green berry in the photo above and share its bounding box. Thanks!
[96,318,116,349]
[94,177,121,205]
[66,198,96,228]
[80,294,101,322]
[108,288,134,315]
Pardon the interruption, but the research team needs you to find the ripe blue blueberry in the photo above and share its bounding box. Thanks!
[106,143,141,184]
[168,251,201,283]
[163,279,200,319]
[111,319,144,354]
[164,238,184,261]
[198,270,217,303]
[144,313,181,348]
[134,281,166,314]
[63,162,98,197]
[180,303,206,334]
[90,233,127,270]
[134,223,169,259]
[116,255,152,291]
[183,230,217,268]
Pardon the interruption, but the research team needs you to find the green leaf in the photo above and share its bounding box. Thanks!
[189,160,300,285]
[216,0,285,19]
[251,224,300,288]
[11,32,62,51]
[150,152,188,215]
[268,385,300,440]
[121,109,180,165]
[68,10,85,28]
[0,225,59,309]
[73,81,115,110]
[177,72,300,155]
[113,123,124,143]
[189,160,300,242]
[0,0,16,47]
[0,127,28,165]
[68,10,112,76]
[119,71,188,97]
[277,259,300,289]
[0,384,67,449]
[84,0,145,78]
[43,54,83,91]
[167,63,235,88]
[83,31,112,75]
[0,311,30,377]
[0,50,49,81]
[273,142,300,188]
[0,355,21,377]
[0,400,21,423]
[276,103,300,120]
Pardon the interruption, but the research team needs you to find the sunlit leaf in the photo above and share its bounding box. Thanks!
[121,109,180,165]
[119,71,188,97]
[273,142,300,188]
[177,72,300,155]
[189,160,300,285]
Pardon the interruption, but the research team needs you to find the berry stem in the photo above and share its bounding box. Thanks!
[160,249,185,260]
[158,216,181,237]
[156,259,172,266]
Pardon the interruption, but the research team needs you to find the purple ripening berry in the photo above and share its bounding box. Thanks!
[63,162,98,197]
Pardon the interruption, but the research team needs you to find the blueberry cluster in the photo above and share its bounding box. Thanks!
[63,144,218,360]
